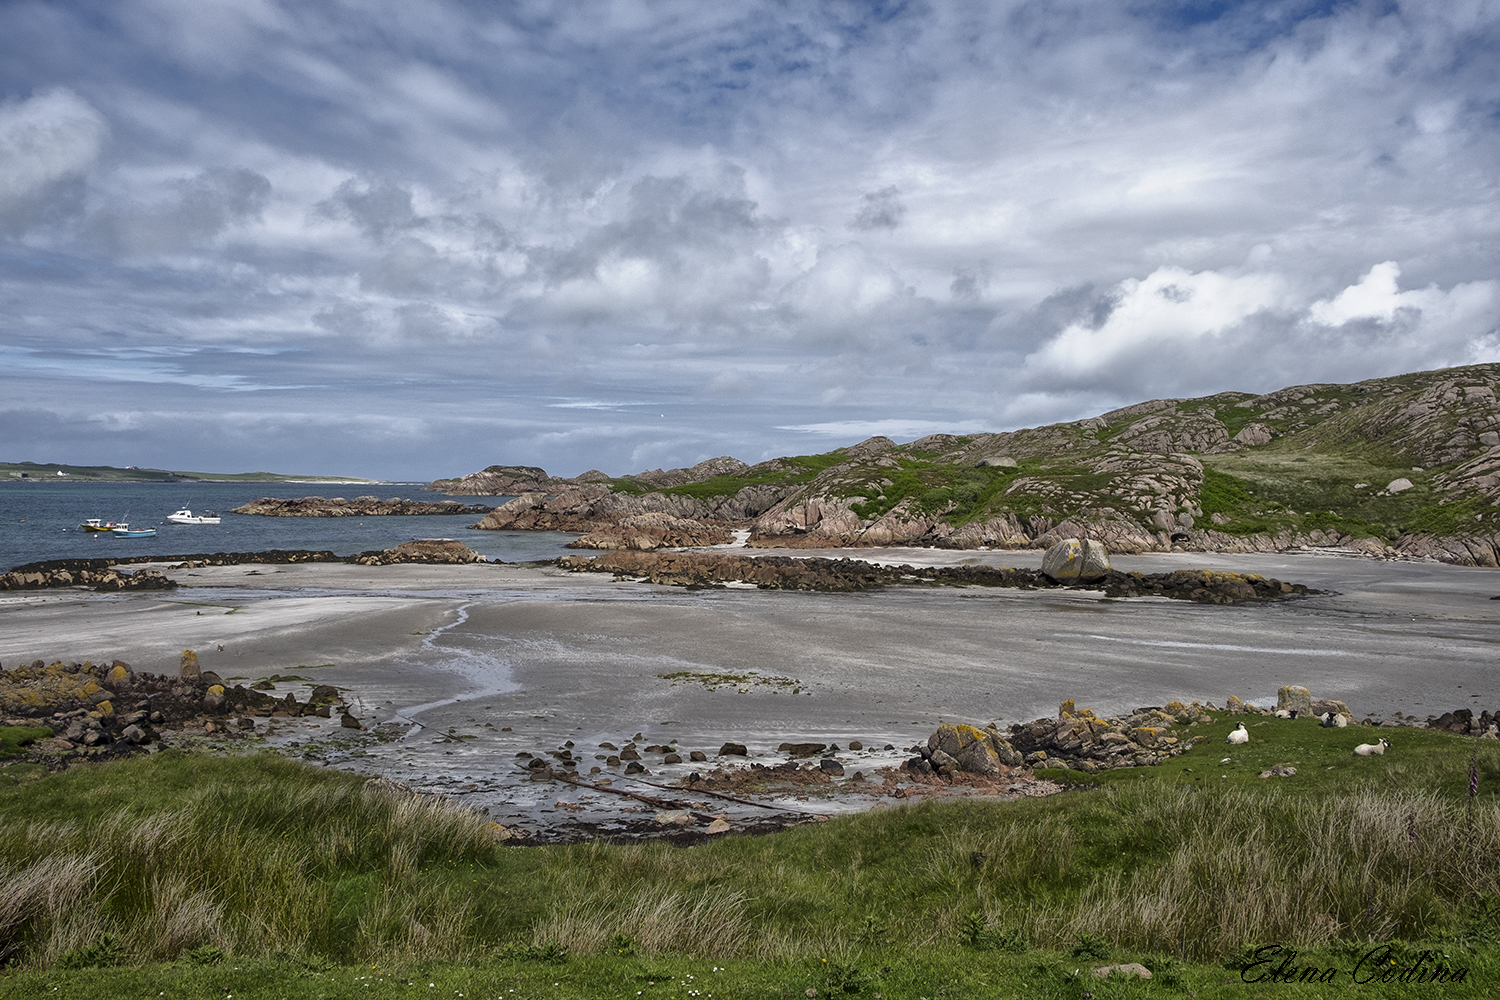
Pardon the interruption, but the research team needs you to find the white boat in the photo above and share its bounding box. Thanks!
[167,509,221,525]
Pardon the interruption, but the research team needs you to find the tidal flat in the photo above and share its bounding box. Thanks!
[2,547,1497,838]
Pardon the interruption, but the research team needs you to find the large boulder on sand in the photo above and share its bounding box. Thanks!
[1041,538,1112,583]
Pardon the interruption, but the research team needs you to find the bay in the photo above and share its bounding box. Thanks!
[0,480,576,571]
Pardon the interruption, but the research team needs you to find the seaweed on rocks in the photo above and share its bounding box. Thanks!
[555,551,1316,603]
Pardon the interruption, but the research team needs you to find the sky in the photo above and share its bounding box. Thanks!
[2,0,1498,481]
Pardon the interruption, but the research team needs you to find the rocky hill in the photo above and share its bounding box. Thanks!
[435,363,1500,566]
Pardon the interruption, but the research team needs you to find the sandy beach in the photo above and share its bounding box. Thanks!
[4,546,1498,837]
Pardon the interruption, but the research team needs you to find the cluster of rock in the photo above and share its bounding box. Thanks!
[567,513,734,550]
[2,542,492,592]
[348,539,489,566]
[1426,708,1500,738]
[471,484,763,536]
[0,564,178,592]
[232,496,493,517]
[0,651,357,766]
[518,736,723,781]
[428,458,747,497]
[425,464,587,495]
[908,700,1211,779]
[556,549,1312,603]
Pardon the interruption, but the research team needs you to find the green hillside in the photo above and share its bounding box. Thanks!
[631,364,1500,544]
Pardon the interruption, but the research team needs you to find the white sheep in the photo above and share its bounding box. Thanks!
[1319,711,1348,728]
[1273,708,1300,720]
[1226,722,1250,745]
[1353,739,1390,756]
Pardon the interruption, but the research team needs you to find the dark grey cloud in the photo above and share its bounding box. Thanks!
[851,185,905,230]
[0,1,1497,479]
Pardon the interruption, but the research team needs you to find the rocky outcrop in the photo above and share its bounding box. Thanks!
[349,539,487,566]
[440,364,1500,568]
[909,700,1212,777]
[0,564,177,592]
[1425,707,1500,738]
[471,483,778,534]
[3,543,490,591]
[1041,538,1112,582]
[232,496,492,517]
[429,457,749,497]
[567,513,734,550]
[625,456,749,489]
[0,653,357,768]
[557,550,1314,602]
[424,465,563,495]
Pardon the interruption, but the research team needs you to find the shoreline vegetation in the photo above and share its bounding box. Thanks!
[2,545,1498,992]
[0,715,1496,995]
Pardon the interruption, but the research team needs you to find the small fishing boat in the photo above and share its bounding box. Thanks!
[111,524,157,537]
[166,509,220,525]
[80,518,119,532]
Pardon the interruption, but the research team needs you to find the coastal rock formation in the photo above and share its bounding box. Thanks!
[0,653,355,768]
[557,550,1313,602]
[910,700,1211,778]
[2,544,491,592]
[1426,707,1500,737]
[0,564,179,592]
[425,465,565,495]
[439,364,1500,567]
[350,539,487,566]
[567,513,734,550]
[1041,538,1112,582]
[232,496,493,517]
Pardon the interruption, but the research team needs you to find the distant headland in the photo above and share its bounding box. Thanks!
[1,461,383,485]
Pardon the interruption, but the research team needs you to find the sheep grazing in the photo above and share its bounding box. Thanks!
[1226,722,1250,745]
[1353,739,1391,756]
[1320,711,1348,728]
[1273,708,1300,720]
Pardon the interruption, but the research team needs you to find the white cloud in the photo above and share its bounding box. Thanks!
[0,89,107,213]
[777,419,991,441]
[1309,261,1498,340]
[2,1,1499,478]
[1026,266,1289,379]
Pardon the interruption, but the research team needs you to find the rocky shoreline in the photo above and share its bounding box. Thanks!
[0,650,360,770]
[0,539,487,591]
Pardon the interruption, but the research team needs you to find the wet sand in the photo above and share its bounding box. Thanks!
[3,548,1498,838]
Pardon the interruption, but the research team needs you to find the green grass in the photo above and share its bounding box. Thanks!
[0,723,1496,995]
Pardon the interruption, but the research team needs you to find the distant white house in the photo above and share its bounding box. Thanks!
[56,470,68,476]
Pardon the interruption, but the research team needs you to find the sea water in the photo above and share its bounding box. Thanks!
[0,479,578,571]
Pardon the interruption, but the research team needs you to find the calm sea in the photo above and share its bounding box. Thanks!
[0,480,578,572]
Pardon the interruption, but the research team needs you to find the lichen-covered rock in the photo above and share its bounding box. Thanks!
[1041,538,1112,583]
[1277,685,1313,717]
[105,661,133,689]
[179,650,201,680]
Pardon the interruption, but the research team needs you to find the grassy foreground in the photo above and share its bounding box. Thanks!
[1,718,1498,998]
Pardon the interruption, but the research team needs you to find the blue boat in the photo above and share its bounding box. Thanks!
[111,524,157,538]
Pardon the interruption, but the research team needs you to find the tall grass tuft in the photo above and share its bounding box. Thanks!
[0,743,1496,967]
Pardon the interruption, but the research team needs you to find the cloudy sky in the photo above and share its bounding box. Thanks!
[2,1,1498,481]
